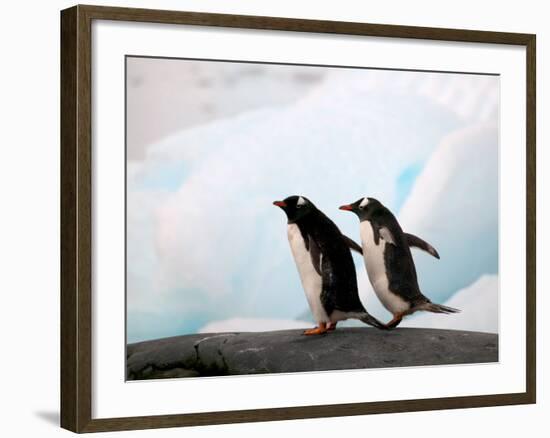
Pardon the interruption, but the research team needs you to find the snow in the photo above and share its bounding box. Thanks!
[199,318,311,333]
[398,120,499,303]
[403,275,498,333]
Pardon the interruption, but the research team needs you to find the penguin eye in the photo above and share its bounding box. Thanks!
[358,198,369,210]
[296,196,307,208]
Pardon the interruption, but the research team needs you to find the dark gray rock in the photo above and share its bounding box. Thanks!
[126,328,498,380]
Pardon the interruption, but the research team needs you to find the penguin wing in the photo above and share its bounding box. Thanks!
[404,233,440,259]
[379,226,397,246]
[308,235,322,276]
[342,235,363,255]
[319,254,364,315]
[384,242,425,303]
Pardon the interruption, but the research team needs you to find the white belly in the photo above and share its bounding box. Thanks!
[360,221,409,314]
[287,224,330,324]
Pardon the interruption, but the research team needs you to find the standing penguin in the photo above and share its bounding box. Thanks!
[339,197,459,328]
[273,195,385,334]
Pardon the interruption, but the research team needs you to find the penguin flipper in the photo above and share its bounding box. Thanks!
[308,235,322,276]
[342,235,363,255]
[404,233,440,259]
[373,224,381,245]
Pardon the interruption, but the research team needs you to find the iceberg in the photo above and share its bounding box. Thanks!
[126,68,499,340]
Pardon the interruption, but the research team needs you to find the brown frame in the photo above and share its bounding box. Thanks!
[60,4,536,433]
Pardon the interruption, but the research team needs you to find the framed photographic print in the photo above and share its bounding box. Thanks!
[60,4,536,433]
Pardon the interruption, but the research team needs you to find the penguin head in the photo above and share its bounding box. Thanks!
[273,195,315,223]
[339,197,382,221]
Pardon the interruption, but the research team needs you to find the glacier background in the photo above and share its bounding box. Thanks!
[126,57,499,343]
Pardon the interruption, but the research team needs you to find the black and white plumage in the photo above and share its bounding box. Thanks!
[273,195,384,335]
[339,197,459,328]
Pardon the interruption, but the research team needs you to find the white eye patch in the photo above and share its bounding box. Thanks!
[297,196,307,206]
[359,197,369,208]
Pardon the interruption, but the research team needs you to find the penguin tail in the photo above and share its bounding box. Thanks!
[421,302,461,314]
[359,312,388,330]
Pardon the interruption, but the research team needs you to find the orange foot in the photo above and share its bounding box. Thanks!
[303,322,328,335]
[327,322,337,331]
[385,313,403,329]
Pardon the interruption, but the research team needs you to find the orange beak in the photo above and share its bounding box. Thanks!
[273,200,287,207]
[339,204,353,211]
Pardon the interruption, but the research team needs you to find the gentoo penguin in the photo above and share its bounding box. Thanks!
[339,197,459,328]
[273,195,385,334]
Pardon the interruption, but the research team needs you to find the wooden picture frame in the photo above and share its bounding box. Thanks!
[60,4,536,433]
